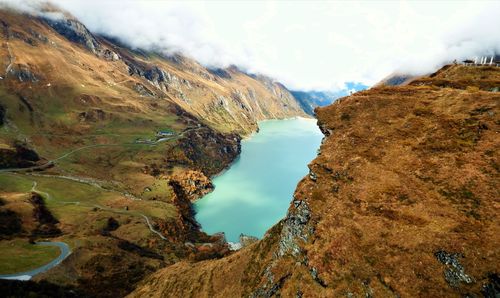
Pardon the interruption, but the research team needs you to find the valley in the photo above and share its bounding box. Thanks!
[0,3,498,298]
[0,7,311,297]
[131,64,500,297]
[194,117,323,243]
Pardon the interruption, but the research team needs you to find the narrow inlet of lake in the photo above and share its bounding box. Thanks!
[194,118,323,243]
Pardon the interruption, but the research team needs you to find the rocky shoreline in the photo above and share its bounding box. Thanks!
[163,127,258,254]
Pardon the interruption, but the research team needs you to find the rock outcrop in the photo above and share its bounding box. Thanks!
[169,171,213,201]
[7,63,39,82]
[43,16,100,54]
[43,15,119,61]
[239,234,258,248]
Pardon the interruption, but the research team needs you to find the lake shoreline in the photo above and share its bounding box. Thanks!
[194,118,323,243]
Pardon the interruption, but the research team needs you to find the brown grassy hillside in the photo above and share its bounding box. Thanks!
[0,8,307,297]
[131,65,499,297]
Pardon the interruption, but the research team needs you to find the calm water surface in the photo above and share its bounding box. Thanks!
[194,118,323,242]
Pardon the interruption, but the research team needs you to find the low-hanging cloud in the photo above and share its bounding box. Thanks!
[1,0,499,91]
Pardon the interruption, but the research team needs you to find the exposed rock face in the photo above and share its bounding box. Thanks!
[482,274,500,297]
[121,53,308,134]
[276,199,312,258]
[153,180,230,261]
[435,250,474,288]
[130,65,500,297]
[43,17,100,54]
[8,63,39,82]
[43,15,119,61]
[208,67,232,79]
[175,127,241,177]
[290,90,341,115]
[134,83,156,97]
[169,170,213,201]
[102,48,119,61]
[168,179,201,239]
[239,234,258,248]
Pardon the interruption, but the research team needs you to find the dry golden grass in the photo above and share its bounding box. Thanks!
[131,66,500,297]
[0,9,307,296]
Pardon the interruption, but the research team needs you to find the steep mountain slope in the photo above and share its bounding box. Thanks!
[131,65,499,297]
[0,7,307,297]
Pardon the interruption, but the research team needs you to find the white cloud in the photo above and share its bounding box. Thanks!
[1,0,499,91]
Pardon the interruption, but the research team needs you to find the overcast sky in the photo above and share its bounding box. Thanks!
[2,0,500,91]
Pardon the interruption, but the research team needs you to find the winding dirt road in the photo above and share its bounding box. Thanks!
[30,180,168,241]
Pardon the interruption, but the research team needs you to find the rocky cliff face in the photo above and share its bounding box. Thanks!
[120,55,307,134]
[130,65,500,297]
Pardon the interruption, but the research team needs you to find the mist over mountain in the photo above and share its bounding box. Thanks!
[1,0,499,91]
[0,1,498,297]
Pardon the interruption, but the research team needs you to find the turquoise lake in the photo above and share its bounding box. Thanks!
[194,118,323,243]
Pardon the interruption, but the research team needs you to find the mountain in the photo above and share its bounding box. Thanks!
[377,54,500,88]
[375,73,419,87]
[291,82,368,115]
[290,91,338,115]
[131,64,500,297]
[0,7,308,297]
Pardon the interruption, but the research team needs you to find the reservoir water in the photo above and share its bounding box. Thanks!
[194,118,323,243]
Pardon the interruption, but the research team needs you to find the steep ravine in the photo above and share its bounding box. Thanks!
[130,65,500,297]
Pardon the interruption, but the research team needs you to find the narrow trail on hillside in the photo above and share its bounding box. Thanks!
[0,144,122,173]
[141,214,168,240]
[31,181,52,200]
[0,126,204,173]
[0,127,207,239]
[29,179,168,241]
[27,172,140,200]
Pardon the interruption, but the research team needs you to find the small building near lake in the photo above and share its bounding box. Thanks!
[156,130,175,137]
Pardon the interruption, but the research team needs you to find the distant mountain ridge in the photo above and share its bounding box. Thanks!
[291,82,368,115]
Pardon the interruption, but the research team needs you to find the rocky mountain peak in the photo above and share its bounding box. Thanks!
[42,16,100,53]
[40,13,120,62]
